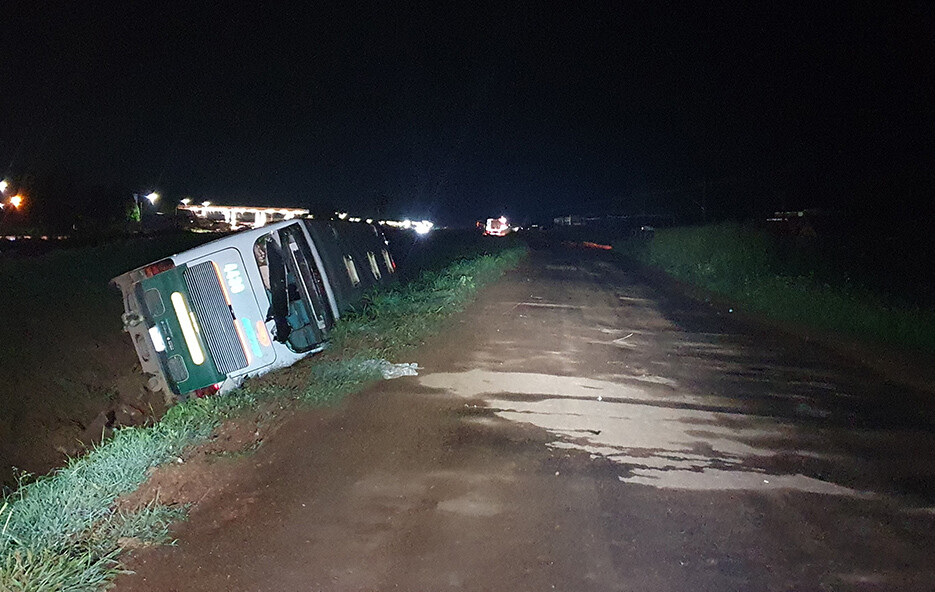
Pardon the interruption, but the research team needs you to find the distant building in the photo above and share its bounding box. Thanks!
[179,205,310,231]
[552,214,622,227]
[552,214,673,229]
[553,215,593,226]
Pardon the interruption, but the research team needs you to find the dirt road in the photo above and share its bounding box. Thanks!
[115,247,935,591]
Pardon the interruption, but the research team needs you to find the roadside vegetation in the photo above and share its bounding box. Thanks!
[0,233,525,591]
[615,222,935,355]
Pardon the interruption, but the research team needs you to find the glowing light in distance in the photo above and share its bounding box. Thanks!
[0,180,7,192]
[413,220,434,235]
[145,192,159,204]
[9,195,23,209]
[180,198,192,205]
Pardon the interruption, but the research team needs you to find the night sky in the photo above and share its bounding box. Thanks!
[2,2,932,226]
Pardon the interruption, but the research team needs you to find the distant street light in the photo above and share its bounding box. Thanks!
[201,201,211,207]
[132,191,159,226]
[181,198,192,205]
[10,195,23,209]
[413,220,434,235]
[0,180,7,193]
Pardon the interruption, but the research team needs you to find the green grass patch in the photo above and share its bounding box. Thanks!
[615,222,935,354]
[0,240,526,591]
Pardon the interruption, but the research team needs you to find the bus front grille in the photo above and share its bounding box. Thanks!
[184,262,248,375]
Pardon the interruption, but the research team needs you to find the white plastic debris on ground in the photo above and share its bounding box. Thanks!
[360,359,420,380]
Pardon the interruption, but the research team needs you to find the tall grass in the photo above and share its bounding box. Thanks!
[615,223,935,354]
[0,242,525,591]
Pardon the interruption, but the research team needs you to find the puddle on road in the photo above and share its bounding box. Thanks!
[593,373,679,389]
[422,369,647,401]
[616,295,655,305]
[419,370,860,495]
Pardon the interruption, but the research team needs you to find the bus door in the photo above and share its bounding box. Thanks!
[255,223,335,352]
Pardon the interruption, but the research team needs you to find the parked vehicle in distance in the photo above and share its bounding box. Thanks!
[112,219,397,399]
[484,216,511,237]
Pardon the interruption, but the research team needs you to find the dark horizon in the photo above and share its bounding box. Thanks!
[1,2,933,227]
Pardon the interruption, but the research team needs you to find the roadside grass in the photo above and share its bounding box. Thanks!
[332,252,517,355]
[0,240,526,592]
[614,222,935,355]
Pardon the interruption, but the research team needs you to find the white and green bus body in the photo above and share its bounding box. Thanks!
[111,219,396,398]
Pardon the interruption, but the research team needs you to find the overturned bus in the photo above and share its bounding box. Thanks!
[112,219,397,399]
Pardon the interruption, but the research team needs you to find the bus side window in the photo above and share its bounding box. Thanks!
[344,255,360,286]
[367,252,381,280]
[253,235,272,291]
[382,249,395,273]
